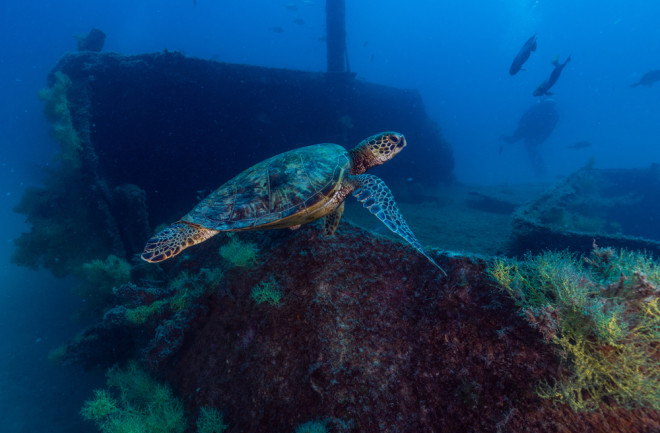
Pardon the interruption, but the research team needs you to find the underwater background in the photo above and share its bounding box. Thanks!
[1,1,659,432]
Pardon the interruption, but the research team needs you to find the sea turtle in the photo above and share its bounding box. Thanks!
[141,132,444,273]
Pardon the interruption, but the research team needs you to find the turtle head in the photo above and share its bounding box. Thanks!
[349,132,406,174]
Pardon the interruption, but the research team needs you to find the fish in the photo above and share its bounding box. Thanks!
[533,55,571,97]
[567,140,591,150]
[509,34,537,75]
[630,70,660,88]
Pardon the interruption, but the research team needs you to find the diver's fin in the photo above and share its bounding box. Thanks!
[352,174,446,275]
[141,221,218,263]
[323,202,344,236]
[551,54,560,66]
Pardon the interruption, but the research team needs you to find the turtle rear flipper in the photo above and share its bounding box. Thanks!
[323,202,344,237]
[352,174,446,275]
[141,222,218,263]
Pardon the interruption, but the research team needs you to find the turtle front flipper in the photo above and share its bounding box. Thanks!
[141,221,218,263]
[352,174,446,275]
[323,202,344,236]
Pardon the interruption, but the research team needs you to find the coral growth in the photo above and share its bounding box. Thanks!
[122,267,223,325]
[80,389,118,422]
[12,171,119,277]
[162,224,658,432]
[196,406,228,433]
[116,266,224,367]
[81,360,187,433]
[80,255,132,293]
[250,276,282,306]
[294,420,329,433]
[218,233,259,267]
[56,221,660,432]
[73,255,132,317]
[489,244,660,412]
[38,71,82,168]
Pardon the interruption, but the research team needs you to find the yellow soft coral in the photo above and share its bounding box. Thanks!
[489,246,660,412]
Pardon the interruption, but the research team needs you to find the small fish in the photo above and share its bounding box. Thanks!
[509,34,537,75]
[269,26,285,34]
[533,55,571,97]
[630,70,660,88]
[567,140,591,150]
[293,18,305,25]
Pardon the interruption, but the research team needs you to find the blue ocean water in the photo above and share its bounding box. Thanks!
[1,1,659,432]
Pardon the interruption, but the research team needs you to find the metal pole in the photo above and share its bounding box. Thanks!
[326,0,347,73]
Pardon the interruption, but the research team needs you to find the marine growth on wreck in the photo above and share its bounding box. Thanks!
[6,2,660,433]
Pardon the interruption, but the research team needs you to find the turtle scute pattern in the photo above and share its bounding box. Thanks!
[183,144,350,230]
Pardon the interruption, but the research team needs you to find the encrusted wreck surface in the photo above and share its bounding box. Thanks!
[510,165,660,257]
[65,223,659,433]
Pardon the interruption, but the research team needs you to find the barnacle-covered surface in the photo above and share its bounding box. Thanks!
[59,223,659,432]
